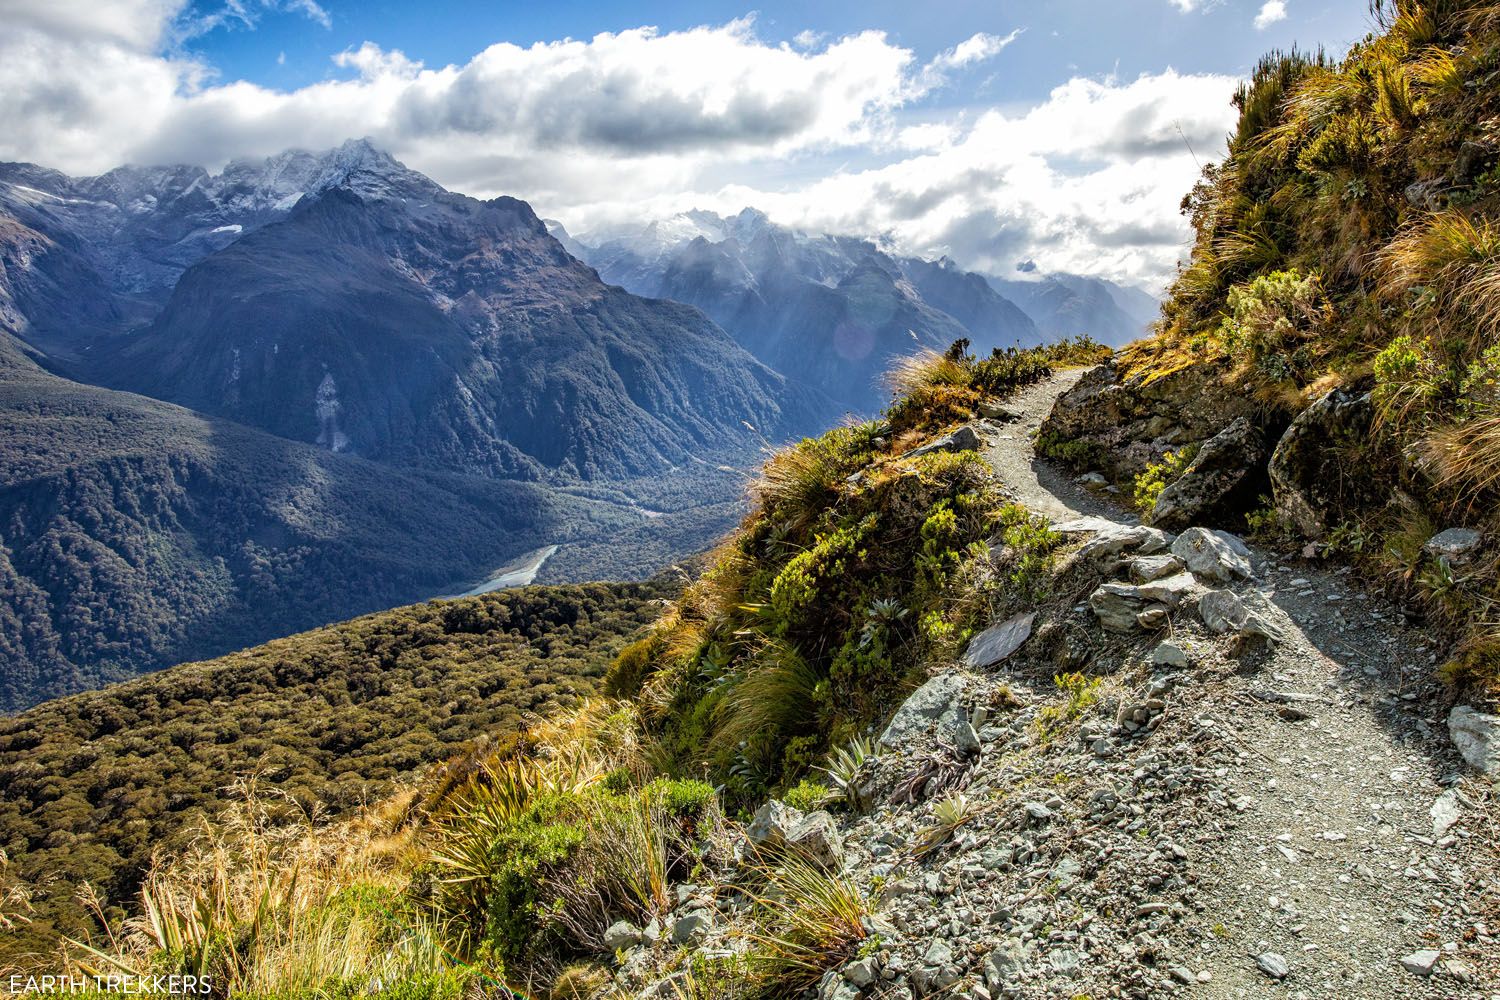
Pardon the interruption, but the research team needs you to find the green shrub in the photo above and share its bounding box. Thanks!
[644,777,717,821]
[1132,446,1199,512]
[1373,334,1448,426]
[1035,431,1107,471]
[1217,269,1328,384]
[783,779,833,813]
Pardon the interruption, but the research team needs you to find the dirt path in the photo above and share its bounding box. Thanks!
[978,370,1498,997]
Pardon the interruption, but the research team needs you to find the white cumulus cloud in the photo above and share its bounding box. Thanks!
[0,6,1239,286]
[1254,1,1288,29]
[709,69,1240,288]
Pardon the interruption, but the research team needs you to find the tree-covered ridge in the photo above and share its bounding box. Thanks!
[1136,0,1500,690]
[0,579,675,969]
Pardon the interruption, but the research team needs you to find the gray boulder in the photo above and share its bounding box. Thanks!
[1149,417,1267,531]
[985,938,1028,988]
[602,919,643,950]
[1090,583,1150,632]
[671,911,713,946]
[1449,705,1500,776]
[1172,527,1253,582]
[1088,575,1198,633]
[963,612,1035,668]
[1130,553,1183,582]
[1077,523,1174,562]
[1255,952,1290,979]
[1269,388,1373,538]
[880,673,967,748]
[1198,589,1284,644]
[1425,527,1483,563]
[907,424,982,458]
[745,800,845,867]
[1149,641,1191,667]
[818,972,861,1000]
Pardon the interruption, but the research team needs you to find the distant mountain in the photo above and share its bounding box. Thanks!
[66,147,820,481]
[0,147,379,358]
[557,209,1041,411]
[559,209,1158,410]
[989,265,1160,345]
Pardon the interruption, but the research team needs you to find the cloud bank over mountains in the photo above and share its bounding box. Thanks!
[0,0,1242,287]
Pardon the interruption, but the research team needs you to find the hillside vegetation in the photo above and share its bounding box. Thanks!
[1092,0,1500,692]
[0,579,674,969]
[18,340,1105,997]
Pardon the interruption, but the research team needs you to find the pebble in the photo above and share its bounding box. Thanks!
[1255,951,1290,979]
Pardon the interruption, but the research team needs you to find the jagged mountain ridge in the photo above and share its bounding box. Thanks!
[557,209,1041,410]
[0,143,432,357]
[990,267,1160,345]
[63,151,824,480]
[556,209,1158,410]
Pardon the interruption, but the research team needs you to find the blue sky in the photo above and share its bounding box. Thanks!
[3,1,1378,287]
[190,1,1371,102]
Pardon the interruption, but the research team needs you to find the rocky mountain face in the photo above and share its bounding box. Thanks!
[90,180,818,480]
[559,210,1157,411]
[559,210,1044,411]
[0,144,400,357]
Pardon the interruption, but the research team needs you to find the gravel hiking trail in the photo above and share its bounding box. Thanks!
[980,368,1498,998]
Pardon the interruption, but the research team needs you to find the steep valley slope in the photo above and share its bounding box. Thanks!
[89,183,823,481]
[0,332,694,711]
[0,143,822,708]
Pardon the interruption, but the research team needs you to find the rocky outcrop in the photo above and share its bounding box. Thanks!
[1268,387,1373,538]
[1424,527,1484,564]
[1038,358,1263,480]
[1149,417,1268,530]
[1171,527,1254,582]
[879,673,978,752]
[744,800,846,868]
[907,424,982,458]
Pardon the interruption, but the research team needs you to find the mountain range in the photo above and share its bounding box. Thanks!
[0,141,1156,710]
[554,208,1157,410]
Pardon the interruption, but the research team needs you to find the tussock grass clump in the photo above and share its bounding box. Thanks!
[743,856,870,995]
[886,339,1057,436]
[69,780,456,1000]
[1137,0,1500,696]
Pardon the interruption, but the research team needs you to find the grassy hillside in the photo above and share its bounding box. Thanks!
[0,578,675,968]
[1113,0,1500,691]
